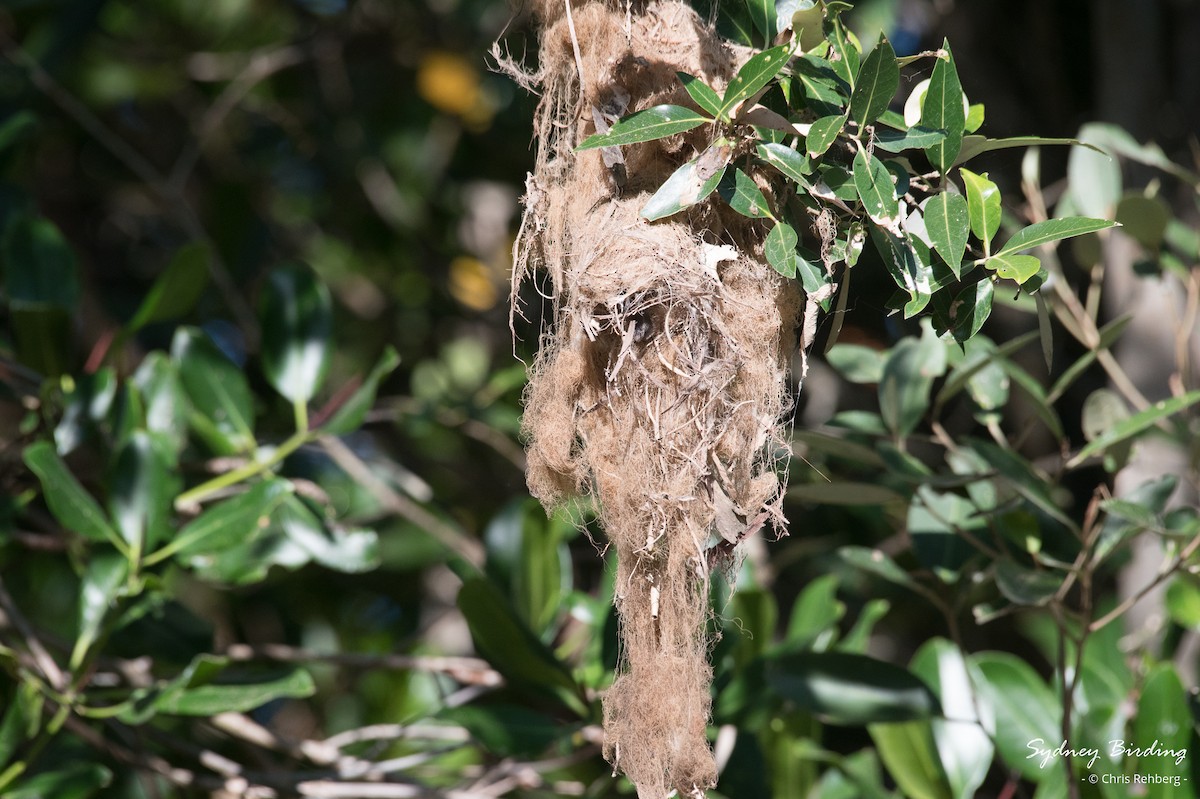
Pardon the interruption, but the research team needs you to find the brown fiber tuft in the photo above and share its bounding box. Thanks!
[506,2,800,796]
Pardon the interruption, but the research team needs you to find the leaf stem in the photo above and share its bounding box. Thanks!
[174,430,309,510]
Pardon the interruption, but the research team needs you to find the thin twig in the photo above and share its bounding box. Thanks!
[0,577,66,691]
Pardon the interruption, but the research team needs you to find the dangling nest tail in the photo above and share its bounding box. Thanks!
[502,2,801,796]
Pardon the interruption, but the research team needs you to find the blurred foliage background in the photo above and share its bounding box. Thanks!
[0,0,1198,797]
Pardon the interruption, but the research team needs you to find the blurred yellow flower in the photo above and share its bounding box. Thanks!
[417,51,493,128]
[449,255,498,311]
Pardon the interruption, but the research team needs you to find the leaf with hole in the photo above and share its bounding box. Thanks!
[850,35,898,126]
[641,156,725,221]
[577,105,709,150]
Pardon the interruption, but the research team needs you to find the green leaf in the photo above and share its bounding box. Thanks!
[720,44,792,118]
[441,704,565,758]
[954,134,1087,167]
[766,220,799,277]
[1166,578,1200,630]
[908,487,982,582]
[676,72,722,117]
[971,652,1060,781]
[767,652,940,724]
[986,253,1041,284]
[827,18,859,88]
[838,546,921,593]
[789,0,826,51]
[1131,665,1190,797]
[320,346,400,434]
[924,192,969,275]
[850,35,898,126]
[806,114,845,157]
[159,479,291,562]
[127,242,209,332]
[483,499,569,637]
[879,321,945,436]
[718,0,756,47]
[946,278,993,343]
[109,431,178,552]
[718,167,774,219]
[910,639,992,799]
[1081,388,1129,442]
[869,721,953,799]
[959,168,1000,250]
[276,495,380,573]
[964,103,985,133]
[158,667,315,715]
[747,0,776,47]
[784,574,843,649]
[1116,194,1170,250]
[921,42,965,172]
[640,152,727,221]
[260,264,332,405]
[5,764,112,799]
[998,217,1119,256]
[1067,123,1121,218]
[171,327,256,454]
[826,343,885,383]
[874,125,948,153]
[74,551,127,668]
[852,149,898,223]
[869,225,932,315]
[458,577,585,715]
[23,442,122,545]
[994,558,1062,606]
[757,142,811,185]
[132,353,189,451]
[1068,391,1200,468]
[2,214,79,311]
[577,105,708,150]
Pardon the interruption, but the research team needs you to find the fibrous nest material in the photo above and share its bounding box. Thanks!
[503,2,800,796]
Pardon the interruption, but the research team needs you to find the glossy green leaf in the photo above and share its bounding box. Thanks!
[789,0,826,51]
[998,218,1119,256]
[767,652,940,724]
[869,721,953,799]
[132,353,189,451]
[994,558,1062,606]
[320,345,400,434]
[986,253,1041,284]
[276,495,380,573]
[850,36,898,126]
[1068,391,1200,468]
[1093,475,1177,564]
[746,0,776,47]
[959,168,1000,250]
[718,167,774,219]
[458,577,584,715]
[838,546,921,593]
[972,652,1060,780]
[757,142,811,185]
[784,574,843,649]
[676,72,722,118]
[158,667,315,715]
[718,0,756,46]
[908,487,982,581]
[853,149,898,223]
[483,498,569,637]
[171,327,256,454]
[74,551,127,668]
[910,639,992,799]
[921,42,965,172]
[924,192,969,275]
[109,431,177,552]
[577,105,708,150]
[870,225,933,315]
[765,220,799,277]
[827,18,860,88]
[23,441,121,545]
[720,45,792,118]
[127,242,209,331]
[260,264,332,405]
[806,114,845,157]
[964,103,985,133]
[4,764,112,799]
[874,125,948,153]
[640,153,726,221]
[947,278,993,342]
[158,479,290,562]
